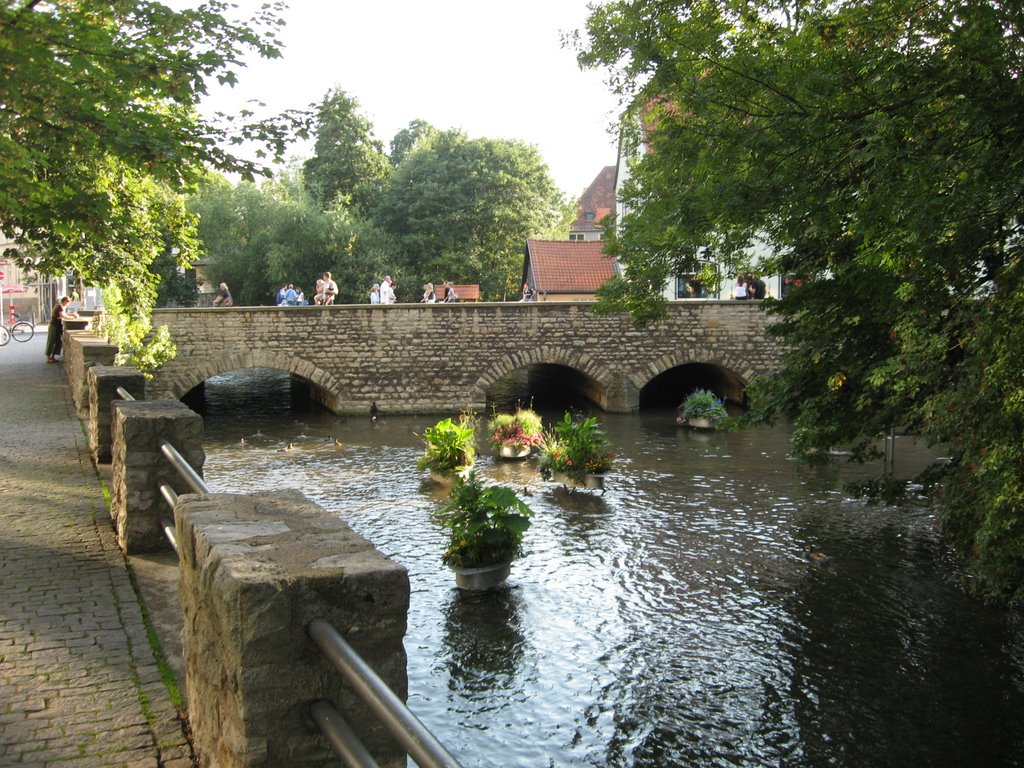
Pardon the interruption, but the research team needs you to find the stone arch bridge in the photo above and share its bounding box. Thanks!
[149,301,783,414]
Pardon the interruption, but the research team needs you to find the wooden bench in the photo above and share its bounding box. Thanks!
[437,283,479,302]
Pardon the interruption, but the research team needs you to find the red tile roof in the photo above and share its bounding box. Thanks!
[525,240,617,294]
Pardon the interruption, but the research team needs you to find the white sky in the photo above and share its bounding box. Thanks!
[200,0,624,198]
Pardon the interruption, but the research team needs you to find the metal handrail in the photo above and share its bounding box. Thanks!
[307,619,462,768]
[158,438,209,494]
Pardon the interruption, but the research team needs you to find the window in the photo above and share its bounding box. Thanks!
[568,233,584,242]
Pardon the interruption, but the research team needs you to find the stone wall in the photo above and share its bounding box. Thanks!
[63,329,118,418]
[88,365,146,464]
[149,301,783,414]
[110,399,204,553]
[176,490,410,768]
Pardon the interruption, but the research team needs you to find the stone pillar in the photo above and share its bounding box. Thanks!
[111,400,204,553]
[88,365,146,464]
[176,490,410,768]
[64,330,119,418]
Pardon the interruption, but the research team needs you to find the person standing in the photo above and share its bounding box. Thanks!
[520,282,535,302]
[369,283,380,304]
[421,282,435,303]
[44,296,78,362]
[379,276,396,304]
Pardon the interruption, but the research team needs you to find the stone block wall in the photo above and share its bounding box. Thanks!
[63,329,119,418]
[149,301,783,415]
[110,399,204,553]
[176,490,410,768]
[88,365,146,464]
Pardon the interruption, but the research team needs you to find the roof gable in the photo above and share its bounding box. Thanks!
[571,166,616,230]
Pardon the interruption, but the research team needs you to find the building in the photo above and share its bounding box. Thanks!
[569,166,616,242]
[522,239,617,301]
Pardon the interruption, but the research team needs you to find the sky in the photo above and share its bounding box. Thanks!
[197,0,624,199]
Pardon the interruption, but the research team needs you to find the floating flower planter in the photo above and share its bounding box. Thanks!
[431,473,534,591]
[539,412,616,493]
[417,414,476,483]
[488,408,543,460]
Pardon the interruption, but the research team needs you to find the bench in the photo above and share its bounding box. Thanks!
[437,283,479,302]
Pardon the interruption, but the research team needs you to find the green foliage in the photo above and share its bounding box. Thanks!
[416,415,478,476]
[487,409,544,451]
[539,412,616,483]
[100,285,176,379]
[303,88,393,213]
[682,389,727,422]
[580,0,1024,599]
[0,0,307,362]
[376,129,567,300]
[188,170,377,305]
[431,472,534,568]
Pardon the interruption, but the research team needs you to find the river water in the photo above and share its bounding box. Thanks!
[196,369,1024,767]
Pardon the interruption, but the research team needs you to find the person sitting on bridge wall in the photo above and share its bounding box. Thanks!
[321,272,338,305]
[213,283,233,307]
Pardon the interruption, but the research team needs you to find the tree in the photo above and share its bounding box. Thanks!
[0,0,304,332]
[376,130,566,299]
[580,1,1024,599]
[188,169,364,306]
[302,88,392,213]
[389,119,438,167]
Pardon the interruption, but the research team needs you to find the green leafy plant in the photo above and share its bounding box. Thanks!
[431,472,534,568]
[538,411,615,483]
[487,408,544,452]
[681,389,728,423]
[416,414,477,476]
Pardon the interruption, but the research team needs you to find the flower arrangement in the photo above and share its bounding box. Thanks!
[416,413,477,477]
[487,408,544,453]
[431,472,534,568]
[538,411,615,483]
[680,389,728,424]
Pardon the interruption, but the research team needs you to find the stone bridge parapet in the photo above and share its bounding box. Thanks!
[150,301,782,414]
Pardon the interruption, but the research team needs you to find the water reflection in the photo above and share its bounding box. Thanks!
[441,588,527,696]
[197,369,1024,767]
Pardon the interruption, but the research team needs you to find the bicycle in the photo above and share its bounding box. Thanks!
[4,316,34,342]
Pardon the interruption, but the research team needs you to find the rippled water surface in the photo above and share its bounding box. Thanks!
[197,370,1024,767]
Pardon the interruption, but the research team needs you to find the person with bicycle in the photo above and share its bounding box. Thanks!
[45,296,78,362]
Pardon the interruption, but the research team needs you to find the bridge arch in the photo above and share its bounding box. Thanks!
[473,346,618,410]
[161,350,345,410]
[635,349,752,409]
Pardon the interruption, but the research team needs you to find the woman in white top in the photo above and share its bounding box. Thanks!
[421,282,435,303]
[733,278,749,300]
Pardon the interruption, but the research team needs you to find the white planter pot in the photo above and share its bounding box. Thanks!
[583,473,606,491]
[452,561,512,590]
[686,417,715,430]
[498,444,531,459]
[429,468,469,486]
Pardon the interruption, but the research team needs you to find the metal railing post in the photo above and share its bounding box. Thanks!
[307,619,462,768]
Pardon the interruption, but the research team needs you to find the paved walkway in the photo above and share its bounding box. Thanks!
[0,334,193,767]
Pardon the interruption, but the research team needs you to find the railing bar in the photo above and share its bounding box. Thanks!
[158,483,179,553]
[310,700,381,768]
[307,619,462,768]
[115,386,136,401]
[158,438,210,494]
